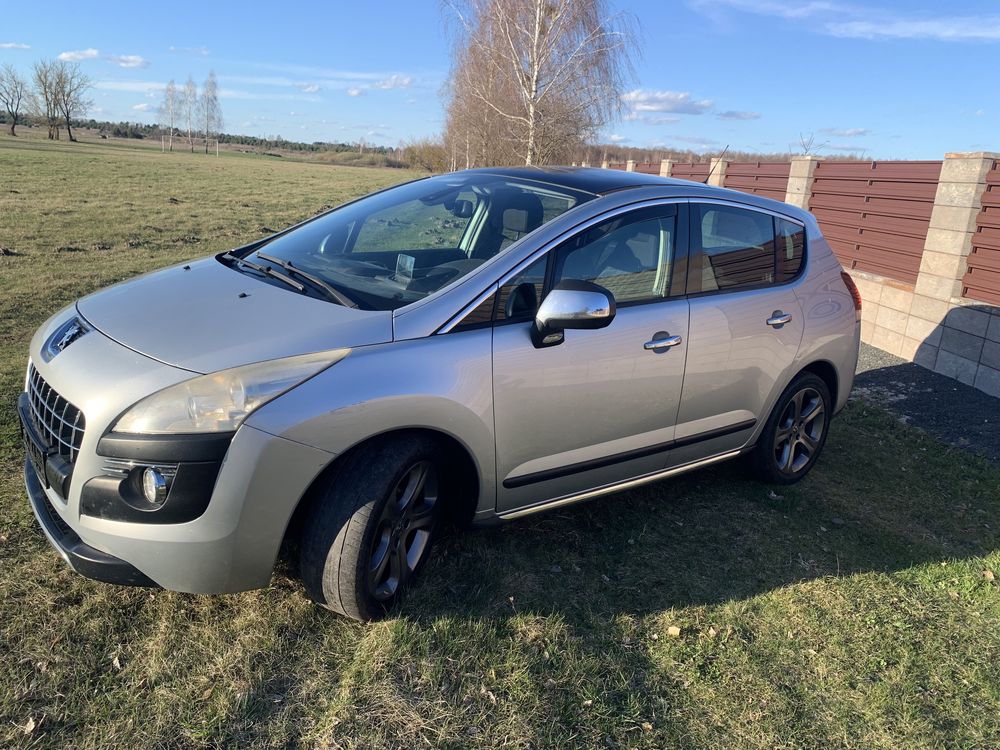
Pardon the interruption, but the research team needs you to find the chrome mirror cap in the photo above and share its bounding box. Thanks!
[532,280,616,347]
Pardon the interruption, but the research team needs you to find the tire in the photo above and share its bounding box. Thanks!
[751,372,832,485]
[299,435,444,621]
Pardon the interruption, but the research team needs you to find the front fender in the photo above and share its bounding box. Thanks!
[245,330,497,514]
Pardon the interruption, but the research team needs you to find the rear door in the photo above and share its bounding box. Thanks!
[672,201,806,461]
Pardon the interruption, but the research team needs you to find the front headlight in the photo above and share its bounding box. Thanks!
[113,349,350,434]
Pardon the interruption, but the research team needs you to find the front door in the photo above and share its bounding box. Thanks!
[493,203,691,513]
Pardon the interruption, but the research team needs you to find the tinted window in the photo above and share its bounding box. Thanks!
[776,218,806,282]
[694,204,776,292]
[496,256,547,322]
[552,205,677,304]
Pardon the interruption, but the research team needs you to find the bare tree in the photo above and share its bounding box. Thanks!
[796,132,829,156]
[444,0,637,166]
[199,71,222,153]
[0,64,28,136]
[160,79,178,151]
[31,60,61,140]
[182,76,197,152]
[53,61,91,142]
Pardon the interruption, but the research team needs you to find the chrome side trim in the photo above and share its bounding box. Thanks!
[101,458,179,479]
[498,450,741,520]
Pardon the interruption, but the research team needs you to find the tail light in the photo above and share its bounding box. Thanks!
[841,272,862,319]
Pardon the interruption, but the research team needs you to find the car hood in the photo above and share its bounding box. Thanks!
[76,257,393,373]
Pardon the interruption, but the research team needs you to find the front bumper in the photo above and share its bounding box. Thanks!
[24,459,156,587]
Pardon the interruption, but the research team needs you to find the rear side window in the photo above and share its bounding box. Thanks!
[776,218,805,282]
[690,204,805,293]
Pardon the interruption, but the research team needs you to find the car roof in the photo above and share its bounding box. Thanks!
[461,166,810,220]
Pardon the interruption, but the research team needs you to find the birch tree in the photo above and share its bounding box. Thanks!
[160,79,178,151]
[0,64,28,136]
[183,76,197,151]
[31,60,61,139]
[199,70,223,153]
[445,0,636,166]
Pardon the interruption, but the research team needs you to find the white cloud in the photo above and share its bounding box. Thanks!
[346,86,364,97]
[132,102,154,112]
[95,80,165,93]
[820,127,871,137]
[58,48,100,62]
[294,82,321,93]
[374,74,412,90]
[975,109,986,117]
[716,110,760,121]
[624,112,680,125]
[828,17,1000,41]
[621,89,713,115]
[107,54,149,69]
[673,135,720,145]
[0,42,30,49]
[608,134,629,143]
[692,1,1000,42]
[169,45,209,56]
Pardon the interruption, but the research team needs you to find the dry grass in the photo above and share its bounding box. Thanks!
[2,132,1000,749]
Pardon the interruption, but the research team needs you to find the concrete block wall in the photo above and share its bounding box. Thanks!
[642,152,1000,397]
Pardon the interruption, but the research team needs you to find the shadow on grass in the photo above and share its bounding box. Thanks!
[5,400,1000,748]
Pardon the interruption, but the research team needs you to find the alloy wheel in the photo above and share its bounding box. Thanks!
[773,387,826,476]
[368,460,439,601]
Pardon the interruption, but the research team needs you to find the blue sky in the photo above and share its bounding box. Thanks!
[1,0,996,158]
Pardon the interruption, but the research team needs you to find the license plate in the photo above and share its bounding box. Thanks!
[19,413,50,489]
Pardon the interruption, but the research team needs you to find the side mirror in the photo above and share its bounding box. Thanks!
[532,280,616,348]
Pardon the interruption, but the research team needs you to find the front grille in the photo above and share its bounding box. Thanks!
[26,364,86,464]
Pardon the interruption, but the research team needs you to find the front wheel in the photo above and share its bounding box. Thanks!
[752,373,831,485]
[299,435,444,621]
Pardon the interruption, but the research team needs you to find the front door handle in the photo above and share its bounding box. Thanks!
[766,311,792,328]
[644,334,683,351]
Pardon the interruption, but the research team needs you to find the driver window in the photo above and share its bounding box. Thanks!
[351,190,479,253]
[552,205,677,304]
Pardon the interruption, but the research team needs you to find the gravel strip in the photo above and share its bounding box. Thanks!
[853,342,999,464]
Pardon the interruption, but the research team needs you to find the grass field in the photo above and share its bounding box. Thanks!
[2,132,1000,749]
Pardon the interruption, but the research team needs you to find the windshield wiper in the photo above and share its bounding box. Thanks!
[257,252,359,308]
[222,252,307,294]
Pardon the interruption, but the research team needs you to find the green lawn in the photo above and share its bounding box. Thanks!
[2,133,999,749]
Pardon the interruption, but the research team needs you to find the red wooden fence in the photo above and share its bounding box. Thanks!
[671,162,710,182]
[808,160,942,284]
[963,159,1000,305]
[724,161,791,202]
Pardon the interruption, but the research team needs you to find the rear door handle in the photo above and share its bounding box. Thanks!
[644,334,683,351]
[766,312,792,328]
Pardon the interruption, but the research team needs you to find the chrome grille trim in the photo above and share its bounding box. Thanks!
[26,364,86,464]
[100,459,178,479]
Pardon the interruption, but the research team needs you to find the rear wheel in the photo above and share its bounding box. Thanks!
[299,435,443,620]
[752,373,831,484]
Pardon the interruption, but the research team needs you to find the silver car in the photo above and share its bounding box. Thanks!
[19,167,861,620]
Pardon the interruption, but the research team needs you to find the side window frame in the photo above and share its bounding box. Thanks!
[685,200,808,297]
[439,200,691,334]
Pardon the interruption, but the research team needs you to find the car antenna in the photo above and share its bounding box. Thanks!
[703,145,730,184]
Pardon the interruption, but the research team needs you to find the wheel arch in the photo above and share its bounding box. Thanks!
[281,426,483,554]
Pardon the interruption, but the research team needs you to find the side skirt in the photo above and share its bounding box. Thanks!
[497,449,742,520]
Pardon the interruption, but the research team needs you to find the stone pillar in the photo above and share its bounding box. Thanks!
[581,160,590,168]
[625,159,636,172]
[785,156,822,209]
[906,152,998,383]
[707,158,728,187]
[601,159,609,169]
[659,159,674,178]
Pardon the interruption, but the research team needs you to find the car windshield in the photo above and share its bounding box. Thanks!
[230,173,594,310]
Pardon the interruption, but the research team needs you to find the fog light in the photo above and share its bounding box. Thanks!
[142,467,168,505]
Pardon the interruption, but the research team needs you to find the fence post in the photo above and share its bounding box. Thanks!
[785,156,822,209]
[626,159,636,172]
[581,160,590,168]
[707,158,728,187]
[905,152,998,380]
[601,159,609,169]
[659,159,674,178]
